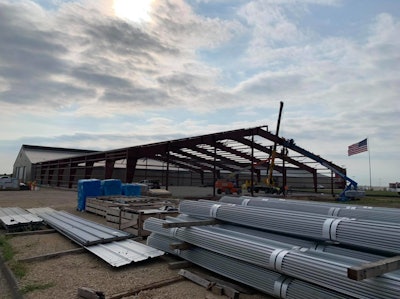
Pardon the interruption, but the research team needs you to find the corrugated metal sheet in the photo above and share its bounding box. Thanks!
[0,207,43,231]
[33,210,132,246]
[27,207,57,214]
[28,207,163,267]
[85,239,164,267]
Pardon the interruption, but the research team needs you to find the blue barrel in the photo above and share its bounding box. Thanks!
[101,179,122,196]
[77,179,101,211]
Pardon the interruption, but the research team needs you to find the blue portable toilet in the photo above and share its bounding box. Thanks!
[77,179,101,211]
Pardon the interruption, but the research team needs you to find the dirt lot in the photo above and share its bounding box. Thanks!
[0,188,270,299]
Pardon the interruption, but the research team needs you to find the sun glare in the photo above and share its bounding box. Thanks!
[113,0,153,23]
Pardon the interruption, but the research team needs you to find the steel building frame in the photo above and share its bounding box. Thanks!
[33,125,345,191]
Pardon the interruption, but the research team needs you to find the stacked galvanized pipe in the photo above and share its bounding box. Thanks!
[147,233,352,299]
[144,199,400,298]
[179,199,400,254]
[220,195,400,223]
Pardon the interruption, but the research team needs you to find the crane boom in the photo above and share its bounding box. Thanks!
[266,101,284,186]
[283,139,365,201]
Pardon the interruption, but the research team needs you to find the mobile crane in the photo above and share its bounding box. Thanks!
[245,101,284,195]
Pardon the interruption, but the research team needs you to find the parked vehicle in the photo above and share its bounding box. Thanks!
[139,180,161,189]
[0,176,20,190]
[215,179,241,195]
[19,182,30,190]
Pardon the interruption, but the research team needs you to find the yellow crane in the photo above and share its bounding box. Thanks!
[244,101,284,194]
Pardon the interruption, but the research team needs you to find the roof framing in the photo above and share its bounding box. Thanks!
[33,125,345,190]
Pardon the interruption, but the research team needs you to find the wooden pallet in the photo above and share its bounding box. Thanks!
[85,196,174,216]
[85,197,125,217]
[106,205,179,237]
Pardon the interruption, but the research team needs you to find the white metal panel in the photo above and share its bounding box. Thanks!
[85,239,164,267]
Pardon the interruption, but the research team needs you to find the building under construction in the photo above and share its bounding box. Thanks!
[13,125,346,193]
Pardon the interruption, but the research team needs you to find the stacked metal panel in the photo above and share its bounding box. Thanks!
[144,217,400,299]
[147,233,352,299]
[0,207,43,232]
[220,196,400,223]
[28,208,163,267]
[179,200,400,254]
[34,210,132,246]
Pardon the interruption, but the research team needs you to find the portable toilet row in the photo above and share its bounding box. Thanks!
[77,179,142,211]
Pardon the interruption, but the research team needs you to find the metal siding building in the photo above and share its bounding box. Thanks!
[13,145,97,183]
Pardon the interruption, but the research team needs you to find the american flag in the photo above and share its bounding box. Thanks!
[348,138,368,156]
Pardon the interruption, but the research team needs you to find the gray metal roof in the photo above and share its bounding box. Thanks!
[23,148,91,164]
[19,144,97,165]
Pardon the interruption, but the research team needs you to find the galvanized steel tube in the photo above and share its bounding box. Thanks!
[147,233,352,299]
[144,217,400,299]
[220,196,400,223]
[179,200,400,254]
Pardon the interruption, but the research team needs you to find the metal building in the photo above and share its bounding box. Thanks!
[12,125,346,191]
[13,145,97,183]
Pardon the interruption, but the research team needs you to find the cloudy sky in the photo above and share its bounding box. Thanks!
[1,0,399,187]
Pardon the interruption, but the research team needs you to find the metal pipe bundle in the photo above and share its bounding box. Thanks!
[179,199,400,254]
[220,196,400,223]
[165,215,389,262]
[147,233,352,299]
[217,223,388,262]
[144,217,400,299]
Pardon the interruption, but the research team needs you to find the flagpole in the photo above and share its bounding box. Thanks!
[368,137,372,190]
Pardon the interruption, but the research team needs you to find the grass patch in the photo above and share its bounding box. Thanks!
[365,190,400,197]
[348,197,400,207]
[9,260,27,279]
[21,282,55,294]
[0,235,27,278]
[0,235,14,261]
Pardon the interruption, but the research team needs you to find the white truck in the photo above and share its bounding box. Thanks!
[0,175,20,190]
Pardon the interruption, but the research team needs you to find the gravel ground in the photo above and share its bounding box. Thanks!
[0,188,270,299]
